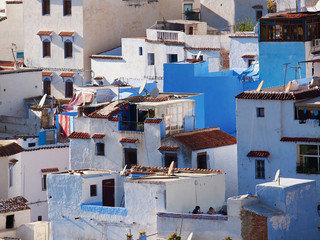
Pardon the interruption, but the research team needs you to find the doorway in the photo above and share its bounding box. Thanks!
[102,179,115,207]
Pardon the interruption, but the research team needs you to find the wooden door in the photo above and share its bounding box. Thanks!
[102,179,115,207]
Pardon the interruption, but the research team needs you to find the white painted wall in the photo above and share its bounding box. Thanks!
[0,2,23,61]
[229,35,259,69]
[0,209,30,231]
[16,221,50,240]
[0,70,42,117]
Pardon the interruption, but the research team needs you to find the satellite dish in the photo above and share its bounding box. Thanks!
[256,80,264,92]
[187,232,193,240]
[120,165,127,176]
[196,51,202,60]
[38,94,47,108]
[168,161,174,176]
[151,87,159,98]
[274,169,280,184]
[90,70,95,79]
[139,78,147,94]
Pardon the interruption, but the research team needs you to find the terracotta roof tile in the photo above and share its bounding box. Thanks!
[146,39,185,46]
[24,145,69,151]
[184,47,220,51]
[242,54,256,58]
[42,71,53,76]
[58,31,74,36]
[132,166,223,174]
[145,118,162,124]
[41,168,59,173]
[94,76,104,80]
[37,31,53,35]
[0,142,24,157]
[59,72,75,77]
[92,134,105,139]
[158,145,179,151]
[90,55,123,60]
[0,17,7,22]
[172,128,236,151]
[120,138,138,143]
[69,132,90,139]
[0,196,30,214]
[247,151,270,157]
[108,117,121,121]
[281,137,320,143]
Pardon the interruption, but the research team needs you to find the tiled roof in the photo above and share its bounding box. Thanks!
[146,39,185,46]
[24,145,69,151]
[41,168,59,173]
[42,71,53,76]
[108,117,121,121]
[0,17,7,22]
[37,31,53,35]
[58,31,74,36]
[90,55,123,60]
[242,54,256,58]
[120,138,138,143]
[281,137,320,143]
[172,128,236,151]
[184,47,220,51]
[0,142,24,157]
[158,145,179,151]
[0,196,30,214]
[145,118,162,124]
[94,76,104,80]
[59,72,75,77]
[133,166,223,174]
[6,1,23,4]
[69,132,90,139]
[247,151,270,157]
[92,134,105,139]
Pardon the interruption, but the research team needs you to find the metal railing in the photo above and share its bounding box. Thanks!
[119,121,144,132]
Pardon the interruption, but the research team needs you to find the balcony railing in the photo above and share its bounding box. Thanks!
[119,121,144,132]
[157,31,178,41]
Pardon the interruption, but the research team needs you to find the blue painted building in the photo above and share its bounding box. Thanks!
[164,61,260,135]
[258,12,320,88]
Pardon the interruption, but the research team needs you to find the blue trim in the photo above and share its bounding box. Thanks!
[42,40,51,58]
[64,41,73,59]
[81,202,128,216]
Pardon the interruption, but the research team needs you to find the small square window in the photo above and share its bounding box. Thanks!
[43,41,51,58]
[90,185,97,197]
[64,42,73,58]
[168,54,178,63]
[256,10,263,21]
[38,216,42,221]
[95,143,105,156]
[255,159,265,179]
[42,174,47,191]
[139,47,143,56]
[257,107,264,117]
[28,142,36,147]
[148,53,154,65]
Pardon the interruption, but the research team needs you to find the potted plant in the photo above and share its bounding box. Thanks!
[168,232,181,240]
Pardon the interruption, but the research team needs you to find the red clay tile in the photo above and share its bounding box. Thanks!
[145,118,162,124]
[247,151,270,157]
[69,132,90,139]
[92,134,105,139]
[120,138,138,143]
[158,145,179,151]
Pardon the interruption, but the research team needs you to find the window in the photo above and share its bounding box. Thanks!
[256,10,262,21]
[64,41,72,58]
[164,153,177,168]
[297,145,320,174]
[90,184,97,197]
[43,41,50,57]
[46,131,55,145]
[168,54,178,63]
[197,153,207,169]
[248,59,255,67]
[257,107,264,117]
[255,160,265,179]
[124,148,137,169]
[6,215,14,229]
[43,79,51,95]
[139,47,143,56]
[38,216,42,221]
[148,53,154,65]
[63,0,71,16]
[9,165,13,187]
[184,3,192,20]
[192,54,203,61]
[95,143,105,156]
[42,0,50,15]
[28,142,36,147]
[65,80,73,98]
[42,174,47,191]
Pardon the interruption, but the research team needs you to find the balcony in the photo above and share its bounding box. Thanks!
[184,10,200,21]
[81,202,127,216]
[119,121,144,132]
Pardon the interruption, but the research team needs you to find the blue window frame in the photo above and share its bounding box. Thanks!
[255,159,265,179]
[64,40,72,58]
[139,47,143,56]
[42,0,50,15]
[43,40,51,58]
[63,0,71,16]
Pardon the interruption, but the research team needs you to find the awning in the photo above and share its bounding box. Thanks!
[295,96,320,110]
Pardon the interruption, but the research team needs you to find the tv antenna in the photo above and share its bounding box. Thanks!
[151,87,159,98]
[274,169,280,185]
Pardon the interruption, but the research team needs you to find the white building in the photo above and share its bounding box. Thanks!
[160,127,238,198]
[23,0,192,99]
[229,32,258,69]
[69,93,198,171]
[236,82,320,201]
[90,20,221,91]
[277,0,319,12]
[0,1,23,62]
[47,167,225,240]
[0,140,69,222]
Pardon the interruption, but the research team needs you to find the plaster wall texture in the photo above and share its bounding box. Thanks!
[276,0,319,12]
[230,36,258,69]
[0,210,30,230]
[259,42,307,88]
[0,2,23,61]
[256,179,319,239]
[0,156,10,200]
[16,221,50,240]
[0,71,42,117]
[0,229,16,238]
[192,144,238,198]
[237,98,320,201]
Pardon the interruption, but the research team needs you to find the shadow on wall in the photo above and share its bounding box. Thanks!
[200,4,230,31]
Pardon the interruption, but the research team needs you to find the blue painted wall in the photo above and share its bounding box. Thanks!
[164,62,259,135]
[259,42,306,88]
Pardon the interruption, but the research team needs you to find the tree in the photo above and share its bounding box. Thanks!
[235,18,254,32]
